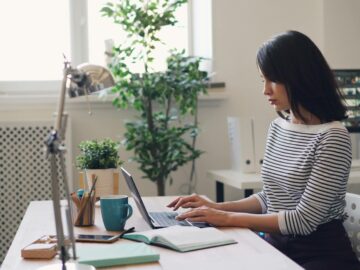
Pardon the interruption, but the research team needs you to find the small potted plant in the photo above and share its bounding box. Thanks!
[76,139,122,197]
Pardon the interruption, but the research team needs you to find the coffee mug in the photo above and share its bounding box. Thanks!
[100,195,133,231]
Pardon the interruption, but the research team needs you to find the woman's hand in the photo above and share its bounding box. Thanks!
[167,194,217,211]
[176,206,232,226]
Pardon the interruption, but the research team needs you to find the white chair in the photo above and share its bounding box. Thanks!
[344,193,360,260]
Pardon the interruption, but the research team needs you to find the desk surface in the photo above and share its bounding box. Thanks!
[207,170,263,190]
[208,169,360,189]
[2,197,302,270]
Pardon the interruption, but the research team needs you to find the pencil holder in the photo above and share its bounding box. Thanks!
[70,191,96,226]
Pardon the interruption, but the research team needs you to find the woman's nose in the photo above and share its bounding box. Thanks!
[263,83,271,95]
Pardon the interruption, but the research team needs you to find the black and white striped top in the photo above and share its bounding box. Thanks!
[253,117,352,235]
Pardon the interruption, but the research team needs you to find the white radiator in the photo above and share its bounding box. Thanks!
[0,120,72,263]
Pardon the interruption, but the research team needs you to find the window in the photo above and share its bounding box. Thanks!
[0,1,189,93]
[0,0,70,82]
[87,0,189,72]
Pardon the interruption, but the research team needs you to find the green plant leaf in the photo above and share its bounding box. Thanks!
[102,0,210,195]
[76,139,122,170]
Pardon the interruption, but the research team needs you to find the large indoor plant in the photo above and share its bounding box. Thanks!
[76,139,122,197]
[101,0,208,196]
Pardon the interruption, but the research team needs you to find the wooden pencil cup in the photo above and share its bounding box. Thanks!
[70,191,96,227]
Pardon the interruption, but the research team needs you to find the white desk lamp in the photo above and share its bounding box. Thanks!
[40,58,115,270]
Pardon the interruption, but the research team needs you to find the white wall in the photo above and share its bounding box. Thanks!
[323,0,360,69]
[322,0,360,191]
[209,0,323,200]
[2,0,360,201]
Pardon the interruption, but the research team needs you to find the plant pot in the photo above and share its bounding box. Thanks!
[84,169,119,198]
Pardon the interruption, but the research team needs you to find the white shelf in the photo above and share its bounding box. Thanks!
[199,92,228,100]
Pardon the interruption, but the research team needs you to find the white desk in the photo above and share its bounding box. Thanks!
[208,169,360,202]
[207,170,262,202]
[2,197,303,270]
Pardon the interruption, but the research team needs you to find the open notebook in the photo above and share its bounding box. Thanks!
[122,225,237,252]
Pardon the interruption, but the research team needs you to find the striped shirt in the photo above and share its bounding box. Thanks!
[253,117,352,235]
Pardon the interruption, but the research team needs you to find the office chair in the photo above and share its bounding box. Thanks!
[344,192,360,260]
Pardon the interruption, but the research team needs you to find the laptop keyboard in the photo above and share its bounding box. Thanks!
[149,212,191,227]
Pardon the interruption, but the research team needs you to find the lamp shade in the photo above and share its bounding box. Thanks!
[67,63,115,98]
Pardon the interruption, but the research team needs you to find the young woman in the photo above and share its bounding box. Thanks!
[167,30,360,270]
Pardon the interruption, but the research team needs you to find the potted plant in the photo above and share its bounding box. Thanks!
[76,139,122,197]
[101,0,208,196]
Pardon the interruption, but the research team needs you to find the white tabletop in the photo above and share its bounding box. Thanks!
[208,168,360,189]
[2,196,302,270]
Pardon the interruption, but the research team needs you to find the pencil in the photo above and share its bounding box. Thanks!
[75,176,98,225]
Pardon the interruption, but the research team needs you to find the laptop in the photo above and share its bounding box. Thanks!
[121,167,210,229]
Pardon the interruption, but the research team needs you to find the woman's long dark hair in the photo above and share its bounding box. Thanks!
[256,30,347,123]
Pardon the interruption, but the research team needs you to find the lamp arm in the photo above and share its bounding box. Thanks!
[44,61,77,269]
[55,61,71,133]
[41,59,114,270]
[59,149,77,260]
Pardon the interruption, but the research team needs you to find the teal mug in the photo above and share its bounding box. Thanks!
[100,195,133,231]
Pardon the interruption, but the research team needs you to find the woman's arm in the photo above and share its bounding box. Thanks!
[176,207,280,233]
[217,195,264,214]
[276,130,352,235]
[228,212,280,233]
[167,194,264,214]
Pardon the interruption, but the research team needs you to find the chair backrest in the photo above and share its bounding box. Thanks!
[344,193,360,260]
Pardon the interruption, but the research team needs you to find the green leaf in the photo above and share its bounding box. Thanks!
[76,139,122,169]
[101,0,209,194]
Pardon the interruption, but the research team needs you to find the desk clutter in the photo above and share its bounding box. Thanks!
[70,177,98,226]
[8,198,303,270]
[21,235,57,259]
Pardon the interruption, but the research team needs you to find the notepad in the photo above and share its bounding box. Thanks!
[77,243,160,268]
[122,225,237,252]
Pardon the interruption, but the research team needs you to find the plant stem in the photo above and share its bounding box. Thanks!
[157,176,165,196]
[188,97,199,194]
[165,96,171,128]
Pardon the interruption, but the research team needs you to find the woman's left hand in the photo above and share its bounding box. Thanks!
[176,206,233,226]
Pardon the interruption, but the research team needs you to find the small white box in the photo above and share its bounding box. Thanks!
[227,117,255,173]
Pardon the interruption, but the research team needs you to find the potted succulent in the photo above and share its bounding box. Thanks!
[76,139,122,197]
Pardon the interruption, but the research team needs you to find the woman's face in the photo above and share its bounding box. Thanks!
[260,72,290,111]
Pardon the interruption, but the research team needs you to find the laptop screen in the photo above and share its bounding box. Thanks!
[120,167,154,228]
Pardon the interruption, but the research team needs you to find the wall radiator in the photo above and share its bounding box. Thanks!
[0,121,72,263]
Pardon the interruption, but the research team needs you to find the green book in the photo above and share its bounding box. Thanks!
[77,242,160,268]
[123,225,237,252]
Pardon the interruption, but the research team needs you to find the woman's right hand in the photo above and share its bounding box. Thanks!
[167,194,217,211]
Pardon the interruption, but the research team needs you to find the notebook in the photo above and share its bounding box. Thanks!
[122,225,237,252]
[77,242,159,268]
[121,167,210,228]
